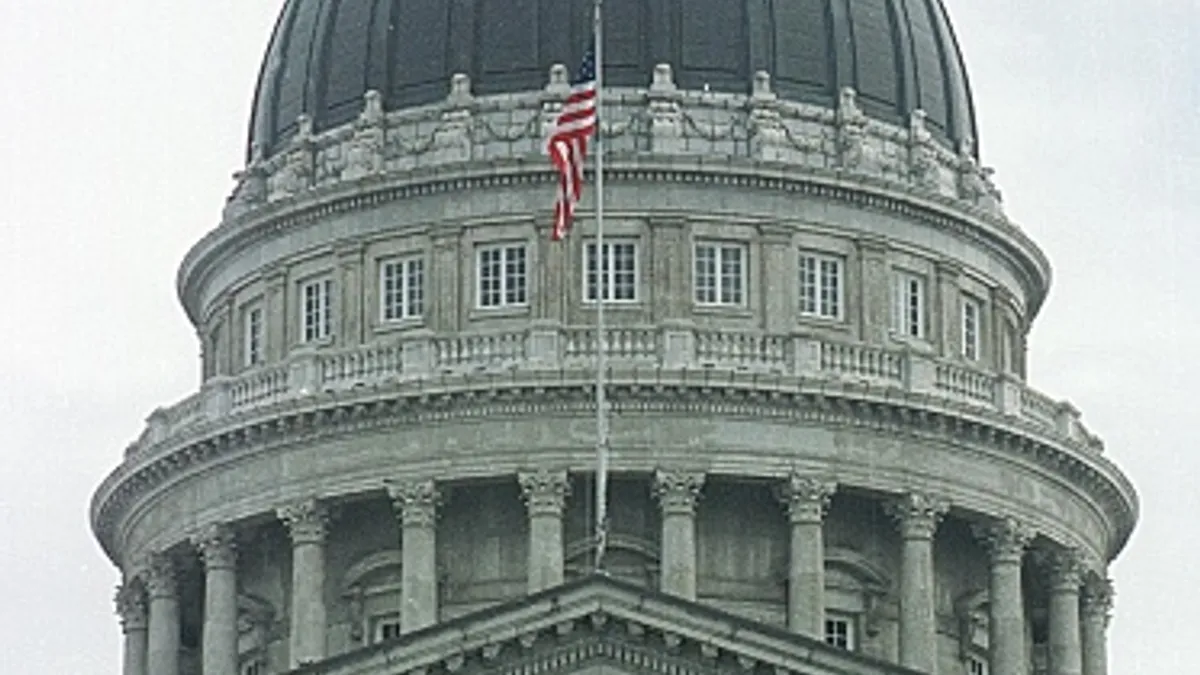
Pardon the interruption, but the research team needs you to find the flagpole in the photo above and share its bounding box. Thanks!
[592,0,609,574]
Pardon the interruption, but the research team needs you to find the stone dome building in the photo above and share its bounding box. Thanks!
[93,2,1136,675]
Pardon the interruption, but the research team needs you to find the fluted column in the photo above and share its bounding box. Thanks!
[277,500,329,668]
[194,524,238,675]
[887,492,949,674]
[974,517,1034,675]
[115,580,149,675]
[1046,550,1084,675]
[144,554,180,675]
[518,470,569,593]
[388,479,441,633]
[1080,576,1113,675]
[653,470,705,599]
[777,474,836,637]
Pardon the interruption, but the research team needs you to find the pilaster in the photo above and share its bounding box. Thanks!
[886,492,949,674]
[277,499,329,667]
[653,470,705,600]
[777,475,836,637]
[264,264,288,362]
[760,225,795,334]
[934,259,962,358]
[115,580,149,675]
[649,218,689,323]
[193,524,238,675]
[518,470,570,593]
[857,237,890,343]
[388,479,441,633]
[431,229,462,332]
[974,516,1035,675]
[336,240,366,347]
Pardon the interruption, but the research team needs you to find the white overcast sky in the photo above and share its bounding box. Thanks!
[0,1,1195,672]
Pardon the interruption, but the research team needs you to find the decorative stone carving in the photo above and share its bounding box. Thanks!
[747,71,785,161]
[973,516,1035,563]
[1081,576,1114,625]
[886,492,949,539]
[274,115,315,199]
[647,64,683,153]
[192,523,237,570]
[1041,547,1086,591]
[518,469,570,517]
[343,90,387,181]
[777,474,836,524]
[434,74,474,162]
[277,499,329,545]
[224,144,268,220]
[115,580,148,631]
[143,553,178,599]
[907,110,938,190]
[653,470,705,516]
[387,479,441,529]
[955,138,986,203]
[836,87,868,170]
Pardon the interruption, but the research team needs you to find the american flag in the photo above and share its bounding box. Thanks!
[546,48,598,241]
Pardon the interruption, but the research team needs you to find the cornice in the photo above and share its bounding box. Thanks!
[91,371,1136,566]
[177,157,1050,327]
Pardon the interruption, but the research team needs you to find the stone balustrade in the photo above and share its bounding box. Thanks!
[126,326,1101,460]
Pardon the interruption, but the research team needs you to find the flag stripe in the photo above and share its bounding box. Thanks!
[546,49,598,241]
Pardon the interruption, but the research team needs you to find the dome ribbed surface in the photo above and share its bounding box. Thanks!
[248,0,978,158]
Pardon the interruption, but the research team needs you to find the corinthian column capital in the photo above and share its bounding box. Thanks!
[1039,547,1086,592]
[518,469,570,517]
[973,516,1035,564]
[777,474,837,524]
[387,479,441,528]
[653,470,705,517]
[142,553,178,599]
[277,499,330,545]
[115,579,148,631]
[1082,575,1115,626]
[191,523,237,570]
[886,491,949,540]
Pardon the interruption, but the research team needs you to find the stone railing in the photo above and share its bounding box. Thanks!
[220,66,1005,226]
[128,326,1103,460]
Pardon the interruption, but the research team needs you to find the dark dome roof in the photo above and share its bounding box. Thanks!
[248,0,978,159]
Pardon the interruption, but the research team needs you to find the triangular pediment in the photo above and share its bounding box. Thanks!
[290,575,920,675]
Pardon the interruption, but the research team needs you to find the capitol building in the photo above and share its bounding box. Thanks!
[91,1,1137,674]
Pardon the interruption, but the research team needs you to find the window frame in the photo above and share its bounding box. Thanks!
[379,254,425,323]
[300,277,333,344]
[583,239,639,303]
[823,613,857,651]
[967,654,989,675]
[243,302,264,368]
[693,241,747,307]
[798,251,845,320]
[476,243,529,309]
[961,294,982,361]
[892,269,927,339]
[371,613,402,643]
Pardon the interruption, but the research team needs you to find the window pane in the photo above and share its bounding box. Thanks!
[585,243,599,301]
[406,258,424,317]
[505,246,527,305]
[720,246,742,304]
[799,255,816,314]
[613,242,636,300]
[695,245,716,304]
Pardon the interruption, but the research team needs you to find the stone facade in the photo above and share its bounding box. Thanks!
[94,51,1135,675]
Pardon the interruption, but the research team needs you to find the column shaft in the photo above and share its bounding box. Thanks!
[778,475,836,638]
[116,581,149,675]
[278,501,329,668]
[975,517,1033,675]
[654,471,704,600]
[144,556,180,675]
[888,493,948,674]
[1080,577,1112,675]
[123,627,149,675]
[195,525,239,675]
[389,479,440,633]
[1048,552,1084,675]
[519,470,569,593]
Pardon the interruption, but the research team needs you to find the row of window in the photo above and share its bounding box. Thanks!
[235,242,992,368]
[823,617,988,674]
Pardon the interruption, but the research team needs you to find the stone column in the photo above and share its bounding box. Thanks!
[777,474,836,638]
[388,479,441,633]
[974,517,1034,675]
[194,524,238,675]
[653,470,705,600]
[115,580,149,675]
[1046,550,1084,675]
[518,470,570,593]
[144,554,180,675]
[1080,576,1113,675]
[277,500,329,668]
[887,492,949,674]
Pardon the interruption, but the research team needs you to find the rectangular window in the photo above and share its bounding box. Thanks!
[694,242,745,306]
[380,256,425,322]
[824,617,855,650]
[243,304,263,367]
[585,240,638,302]
[373,615,402,643]
[478,244,528,308]
[892,271,926,338]
[799,253,844,319]
[301,278,333,343]
[962,295,982,360]
[968,656,988,675]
